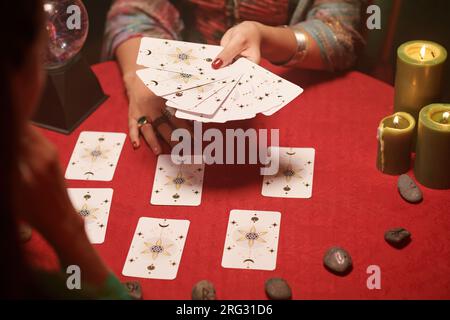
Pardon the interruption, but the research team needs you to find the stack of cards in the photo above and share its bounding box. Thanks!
[136,37,303,123]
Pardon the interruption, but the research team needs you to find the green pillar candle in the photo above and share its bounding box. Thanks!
[377,112,415,175]
[414,104,450,189]
[394,41,447,122]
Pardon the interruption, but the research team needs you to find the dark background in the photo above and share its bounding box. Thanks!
[81,0,450,99]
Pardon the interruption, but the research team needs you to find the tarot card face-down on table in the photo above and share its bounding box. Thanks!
[64,131,126,181]
[67,188,113,244]
[262,147,315,199]
[150,155,205,206]
[122,217,190,280]
[221,210,281,271]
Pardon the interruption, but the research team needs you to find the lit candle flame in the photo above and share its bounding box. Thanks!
[443,112,449,123]
[393,115,400,126]
[420,45,427,60]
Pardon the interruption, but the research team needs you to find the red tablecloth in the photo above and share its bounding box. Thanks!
[28,61,450,300]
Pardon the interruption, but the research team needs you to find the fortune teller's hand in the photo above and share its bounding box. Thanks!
[15,125,85,243]
[212,21,264,69]
[123,72,193,155]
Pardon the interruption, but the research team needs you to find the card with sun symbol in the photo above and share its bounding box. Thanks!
[67,188,113,244]
[262,147,315,199]
[65,131,126,181]
[137,37,224,75]
[150,155,205,206]
[122,217,190,280]
[221,210,281,271]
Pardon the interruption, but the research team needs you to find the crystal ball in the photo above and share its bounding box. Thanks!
[43,0,89,69]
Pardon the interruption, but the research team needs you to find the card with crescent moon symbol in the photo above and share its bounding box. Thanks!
[65,131,126,181]
[67,188,113,244]
[150,155,205,206]
[262,147,315,199]
[135,37,303,123]
[122,217,190,280]
[221,209,281,271]
[136,67,228,96]
[137,37,223,75]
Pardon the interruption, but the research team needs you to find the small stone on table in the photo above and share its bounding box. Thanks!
[397,174,423,203]
[385,227,411,248]
[265,278,292,300]
[323,247,352,275]
[192,280,216,300]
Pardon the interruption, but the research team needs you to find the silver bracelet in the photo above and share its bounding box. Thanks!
[276,25,308,66]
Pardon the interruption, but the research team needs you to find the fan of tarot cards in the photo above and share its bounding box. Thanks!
[136,37,304,123]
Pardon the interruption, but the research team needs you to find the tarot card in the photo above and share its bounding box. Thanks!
[163,77,234,112]
[221,209,281,271]
[262,147,315,198]
[166,75,242,117]
[67,188,113,244]
[150,155,205,206]
[65,131,126,181]
[122,217,190,280]
[136,37,223,74]
[136,67,224,96]
[173,58,302,122]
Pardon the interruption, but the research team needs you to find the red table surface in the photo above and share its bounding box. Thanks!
[27,61,450,300]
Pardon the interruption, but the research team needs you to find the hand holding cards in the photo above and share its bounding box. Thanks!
[136,37,303,123]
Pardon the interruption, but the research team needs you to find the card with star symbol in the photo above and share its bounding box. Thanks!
[122,217,190,280]
[65,131,126,181]
[221,210,281,271]
[262,147,315,198]
[171,58,303,123]
[136,37,303,123]
[137,37,224,74]
[67,188,114,244]
[150,155,205,206]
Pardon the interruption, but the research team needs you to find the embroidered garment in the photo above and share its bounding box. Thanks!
[103,0,363,71]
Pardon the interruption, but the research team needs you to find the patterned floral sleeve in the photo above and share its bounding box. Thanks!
[102,0,184,60]
[290,0,364,71]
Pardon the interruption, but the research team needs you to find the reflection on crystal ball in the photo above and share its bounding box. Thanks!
[43,0,89,69]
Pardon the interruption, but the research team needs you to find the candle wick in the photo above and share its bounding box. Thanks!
[431,51,435,58]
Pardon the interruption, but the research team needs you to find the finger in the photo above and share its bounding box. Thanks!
[128,119,140,149]
[155,122,178,148]
[139,124,162,155]
[212,36,246,69]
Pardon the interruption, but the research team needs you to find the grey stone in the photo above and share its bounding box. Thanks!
[323,247,352,275]
[18,224,32,243]
[385,227,411,248]
[192,280,216,300]
[265,278,292,300]
[123,281,142,300]
[398,174,423,203]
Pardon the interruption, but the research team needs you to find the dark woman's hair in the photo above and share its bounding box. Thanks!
[0,1,44,298]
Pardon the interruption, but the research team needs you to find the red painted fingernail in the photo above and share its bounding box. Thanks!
[132,142,138,149]
[212,58,223,69]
